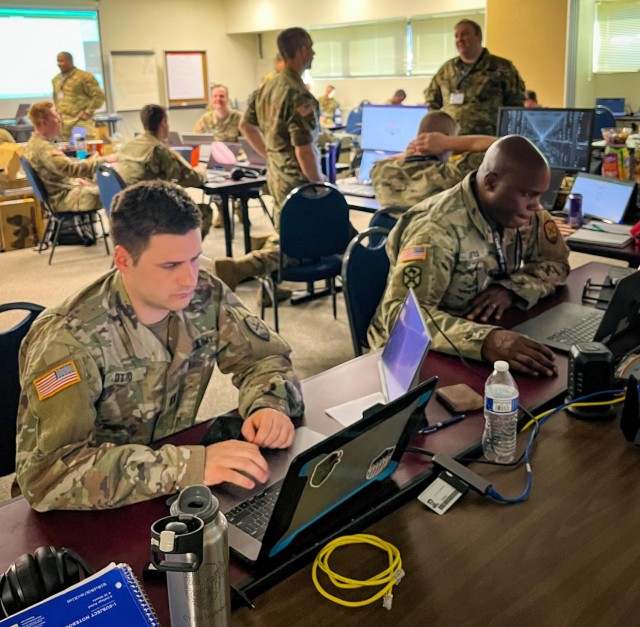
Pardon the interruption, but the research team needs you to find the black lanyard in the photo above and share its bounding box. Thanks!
[491,228,522,278]
[455,49,486,91]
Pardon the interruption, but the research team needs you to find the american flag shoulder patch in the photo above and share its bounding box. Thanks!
[34,361,81,401]
[399,246,427,263]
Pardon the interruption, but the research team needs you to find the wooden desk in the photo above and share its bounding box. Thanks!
[0,263,616,625]
[203,175,266,257]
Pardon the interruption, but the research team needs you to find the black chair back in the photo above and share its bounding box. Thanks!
[341,227,390,357]
[0,303,44,476]
[19,157,50,208]
[96,163,126,216]
[368,207,400,247]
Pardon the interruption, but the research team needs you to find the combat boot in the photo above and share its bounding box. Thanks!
[256,285,293,307]
[213,255,267,291]
[213,208,223,228]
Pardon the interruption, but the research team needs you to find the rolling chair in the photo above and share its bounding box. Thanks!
[96,163,126,216]
[341,227,390,357]
[368,207,401,247]
[592,105,617,141]
[0,302,44,476]
[19,157,110,264]
[259,183,351,332]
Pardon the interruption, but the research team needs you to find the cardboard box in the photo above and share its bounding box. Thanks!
[0,197,36,251]
[0,142,24,182]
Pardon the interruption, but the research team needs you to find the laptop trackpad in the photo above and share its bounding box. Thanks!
[325,392,386,426]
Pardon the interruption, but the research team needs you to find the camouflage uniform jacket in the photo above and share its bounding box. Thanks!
[368,173,570,360]
[0,128,15,144]
[424,49,525,135]
[318,96,339,125]
[370,152,485,212]
[52,69,105,139]
[243,68,320,225]
[24,133,102,211]
[193,109,242,140]
[116,132,205,187]
[16,269,303,511]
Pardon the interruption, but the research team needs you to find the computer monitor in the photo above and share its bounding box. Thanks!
[496,107,595,173]
[595,98,625,117]
[361,105,428,153]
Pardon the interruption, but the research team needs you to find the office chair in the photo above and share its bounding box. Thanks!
[368,207,401,247]
[592,105,617,141]
[0,302,44,476]
[19,157,110,265]
[321,141,340,184]
[96,163,126,216]
[341,227,390,357]
[259,183,351,332]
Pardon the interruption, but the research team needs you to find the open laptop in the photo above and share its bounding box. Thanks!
[206,141,241,171]
[238,137,267,167]
[596,98,626,117]
[213,376,438,563]
[511,270,640,355]
[336,149,395,198]
[0,103,30,125]
[564,172,637,224]
[326,288,430,424]
[167,131,183,146]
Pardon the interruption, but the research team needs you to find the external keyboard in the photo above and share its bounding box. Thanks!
[546,310,602,345]
[336,179,376,198]
[225,480,283,541]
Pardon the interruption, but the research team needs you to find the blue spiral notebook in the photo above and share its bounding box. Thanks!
[0,563,159,626]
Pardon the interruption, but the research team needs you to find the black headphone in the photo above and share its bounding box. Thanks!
[230,167,258,181]
[0,546,95,617]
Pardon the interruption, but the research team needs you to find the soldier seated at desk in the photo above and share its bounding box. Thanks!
[15,180,304,512]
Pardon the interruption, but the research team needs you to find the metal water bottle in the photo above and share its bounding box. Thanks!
[151,485,231,626]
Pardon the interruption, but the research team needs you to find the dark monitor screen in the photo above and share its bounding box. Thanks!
[497,107,595,172]
[361,105,428,153]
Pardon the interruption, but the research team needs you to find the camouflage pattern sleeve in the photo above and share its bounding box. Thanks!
[424,67,445,110]
[243,90,259,127]
[79,72,105,117]
[157,145,205,187]
[494,210,570,308]
[15,333,205,512]
[287,91,318,147]
[0,128,15,144]
[214,286,304,419]
[503,62,526,107]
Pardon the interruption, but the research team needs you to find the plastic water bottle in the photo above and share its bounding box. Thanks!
[482,361,519,464]
[334,106,342,126]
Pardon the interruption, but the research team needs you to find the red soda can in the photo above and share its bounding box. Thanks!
[567,193,583,228]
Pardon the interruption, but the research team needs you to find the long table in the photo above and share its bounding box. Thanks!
[0,262,621,625]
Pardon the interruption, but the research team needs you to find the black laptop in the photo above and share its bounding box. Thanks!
[0,103,30,125]
[212,376,438,564]
[511,270,640,355]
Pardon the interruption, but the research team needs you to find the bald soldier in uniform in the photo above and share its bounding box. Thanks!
[368,135,570,377]
[16,180,304,511]
[370,110,496,212]
[214,27,324,301]
[52,51,105,141]
[424,20,525,135]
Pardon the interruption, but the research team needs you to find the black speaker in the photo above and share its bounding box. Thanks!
[566,342,615,420]
[620,374,640,445]
[0,547,95,617]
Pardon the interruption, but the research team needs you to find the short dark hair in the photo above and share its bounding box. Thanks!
[456,19,482,39]
[110,180,201,263]
[525,90,537,101]
[57,51,73,61]
[140,104,167,133]
[394,89,407,99]
[277,27,310,61]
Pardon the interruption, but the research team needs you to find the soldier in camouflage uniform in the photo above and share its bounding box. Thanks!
[0,128,15,144]
[370,111,495,213]
[424,20,525,135]
[24,102,114,213]
[52,52,105,142]
[318,85,339,127]
[16,180,304,512]
[369,136,570,377]
[193,85,242,140]
[118,104,204,188]
[214,27,324,301]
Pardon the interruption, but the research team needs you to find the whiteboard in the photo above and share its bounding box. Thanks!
[165,51,208,105]
[109,51,160,112]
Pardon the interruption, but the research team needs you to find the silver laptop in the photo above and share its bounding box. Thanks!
[336,149,394,198]
[326,288,430,423]
[564,173,637,224]
[206,141,242,173]
[213,376,438,564]
[167,131,183,146]
[239,137,266,166]
[512,270,640,355]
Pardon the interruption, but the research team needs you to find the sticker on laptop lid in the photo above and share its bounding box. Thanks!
[310,450,343,487]
[366,446,396,480]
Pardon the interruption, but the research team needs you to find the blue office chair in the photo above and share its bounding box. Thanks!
[341,227,390,357]
[0,302,44,476]
[19,156,110,264]
[96,163,126,216]
[345,108,363,136]
[321,141,341,184]
[368,207,401,247]
[259,183,351,332]
[592,105,617,141]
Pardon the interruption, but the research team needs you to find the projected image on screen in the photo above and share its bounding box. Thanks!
[497,108,594,172]
[0,9,104,100]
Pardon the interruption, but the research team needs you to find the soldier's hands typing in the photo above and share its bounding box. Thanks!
[467,285,514,322]
[242,409,295,449]
[482,329,557,377]
[203,441,270,490]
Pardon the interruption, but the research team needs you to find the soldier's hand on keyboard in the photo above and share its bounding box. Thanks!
[482,329,557,377]
[203,440,270,489]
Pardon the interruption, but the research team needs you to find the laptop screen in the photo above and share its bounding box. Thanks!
[380,289,430,401]
[565,173,636,223]
[358,150,396,182]
[596,98,625,116]
[361,105,428,152]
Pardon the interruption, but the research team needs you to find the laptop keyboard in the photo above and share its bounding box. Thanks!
[546,310,602,345]
[225,480,283,541]
[336,179,376,198]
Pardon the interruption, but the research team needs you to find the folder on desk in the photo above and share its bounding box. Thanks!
[566,227,633,248]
